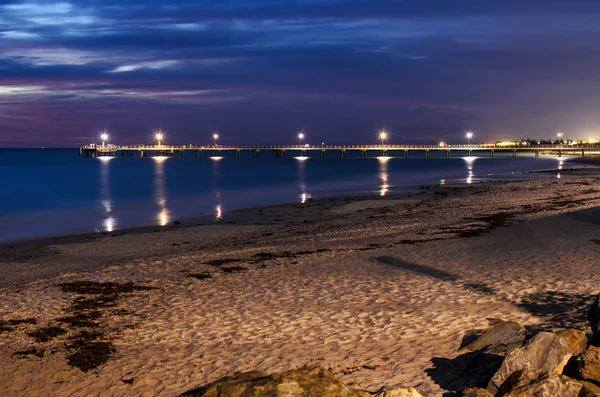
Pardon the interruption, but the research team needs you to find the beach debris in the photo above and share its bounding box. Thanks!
[498,373,583,396]
[558,329,588,357]
[187,272,212,280]
[12,348,44,358]
[179,366,428,397]
[54,280,154,372]
[66,340,115,372]
[26,326,67,342]
[487,332,572,394]
[220,266,247,273]
[0,318,37,333]
[463,321,526,355]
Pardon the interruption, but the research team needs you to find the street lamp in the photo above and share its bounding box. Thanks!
[298,131,305,146]
[213,133,219,146]
[155,131,164,146]
[466,131,474,146]
[378,129,388,145]
[100,131,109,148]
[557,132,564,143]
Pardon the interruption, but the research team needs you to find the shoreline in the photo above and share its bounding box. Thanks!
[3,176,600,395]
[0,154,591,247]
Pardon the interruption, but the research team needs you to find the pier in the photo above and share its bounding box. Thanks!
[79,144,600,159]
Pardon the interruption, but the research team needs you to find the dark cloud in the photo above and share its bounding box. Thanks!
[1,0,600,146]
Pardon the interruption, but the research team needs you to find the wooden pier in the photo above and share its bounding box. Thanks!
[79,144,600,159]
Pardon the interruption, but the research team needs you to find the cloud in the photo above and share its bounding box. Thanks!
[107,60,179,73]
[2,0,600,146]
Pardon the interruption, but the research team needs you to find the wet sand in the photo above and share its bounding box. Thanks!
[2,177,600,396]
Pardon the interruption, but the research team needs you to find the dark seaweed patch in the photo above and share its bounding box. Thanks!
[221,266,248,273]
[12,348,44,358]
[58,281,155,295]
[27,326,67,342]
[188,272,212,280]
[66,341,116,372]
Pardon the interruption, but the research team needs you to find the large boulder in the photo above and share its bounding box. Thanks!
[501,373,583,396]
[462,388,494,397]
[581,346,600,383]
[464,321,527,355]
[373,387,428,397]
[580,380,600,397]
[559,329,588,357]
[179,366,427,397]
[487,332,572,394]
[495,370,543,396]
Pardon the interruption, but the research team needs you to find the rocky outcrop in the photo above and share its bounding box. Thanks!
[581,346,600,383]
[559,329,588,357]
[464,321,527,355]
[579,380,600,397]
[461,387,494,397]
[373,387,428,397]
[501,373,583,396]
[179,367,428,397]
[495,369,543,396]
[487,332,572,394]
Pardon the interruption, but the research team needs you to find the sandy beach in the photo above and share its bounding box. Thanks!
[2,176,600,396]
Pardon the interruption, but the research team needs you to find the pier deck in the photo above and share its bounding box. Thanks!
[79,144,600,158]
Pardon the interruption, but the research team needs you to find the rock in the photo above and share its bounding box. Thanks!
[179,366,426,397]
[581,346,600,383]
[374,387,428,397]
[502,373,583,396]
[495,370,543,396]
[464,321,527,355]
[462,387,494,397]
[580,380,600,397]
[487,332,572,394]
[559,329,588,356]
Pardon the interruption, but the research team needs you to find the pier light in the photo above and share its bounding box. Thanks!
[100,132,109,148]
[378,129,388,145]
[466,131,474,146]
[298,132,305,145]
[213,133,219,146]
[155,131,164,146]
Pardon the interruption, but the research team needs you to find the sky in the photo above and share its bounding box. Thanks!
[2,0,600,147]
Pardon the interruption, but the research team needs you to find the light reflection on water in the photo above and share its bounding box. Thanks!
[73,153,569,241]
[98,157,116,232]
[212,158,223,220]
[153,156,170,226]
[296,157,311,203]
[463,156,477,184]
[377,157,390,196]
[557,158,564,179]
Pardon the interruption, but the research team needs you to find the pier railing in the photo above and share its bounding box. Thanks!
[79,143,600,158]
[82,144,600,150]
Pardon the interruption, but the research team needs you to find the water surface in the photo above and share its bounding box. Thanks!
[0,149,567,242]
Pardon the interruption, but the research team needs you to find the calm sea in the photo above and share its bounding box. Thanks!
[0,148,568,243]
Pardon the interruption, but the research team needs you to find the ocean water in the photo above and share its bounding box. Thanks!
[0,148,568,243]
